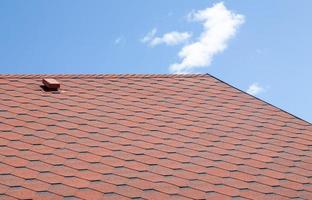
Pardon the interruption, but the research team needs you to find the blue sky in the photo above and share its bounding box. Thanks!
[0,1,311,123]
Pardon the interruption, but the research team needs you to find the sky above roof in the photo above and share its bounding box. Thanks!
[0,0,311,123]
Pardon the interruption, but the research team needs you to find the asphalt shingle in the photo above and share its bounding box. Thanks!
[0,74,311,200]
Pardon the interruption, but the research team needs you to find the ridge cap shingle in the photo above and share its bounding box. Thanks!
[0,73,209,79]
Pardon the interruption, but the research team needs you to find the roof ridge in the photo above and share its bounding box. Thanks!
[0,74,209,79]
[208,74,312,126]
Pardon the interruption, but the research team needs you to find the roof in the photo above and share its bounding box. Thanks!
[0,74,311,200]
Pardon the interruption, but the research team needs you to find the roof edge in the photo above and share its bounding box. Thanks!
[1,72,309,124]
[0,74,209,79]
[207,73,312,125]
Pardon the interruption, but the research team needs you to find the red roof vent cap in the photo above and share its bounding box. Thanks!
[42,78,60,90]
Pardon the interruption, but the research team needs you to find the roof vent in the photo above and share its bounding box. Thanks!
[42,78,60,91]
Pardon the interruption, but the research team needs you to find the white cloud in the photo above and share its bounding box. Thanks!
[150,32,191,46]
[114,37,123,45]
[246,83,264,96]
[141,28,157,43]
[141,28,191,47]
[170,2,245,73]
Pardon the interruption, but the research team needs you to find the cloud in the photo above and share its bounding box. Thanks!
[246,83,264,96]
[114,37,123,45]
[141,28,191,47]
[141,28,157,43]
[150,32,191,46]
[170,2,245,73]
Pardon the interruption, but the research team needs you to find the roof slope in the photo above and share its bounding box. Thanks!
[0,74,311,200]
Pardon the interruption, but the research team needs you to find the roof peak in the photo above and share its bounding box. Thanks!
[0,73,209,79]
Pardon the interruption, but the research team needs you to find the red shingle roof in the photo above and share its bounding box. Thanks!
[0,74,311,200]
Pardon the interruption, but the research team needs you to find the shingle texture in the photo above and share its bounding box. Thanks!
[0,74,311,200]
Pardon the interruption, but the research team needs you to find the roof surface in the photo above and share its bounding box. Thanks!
[0,74,311,200]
